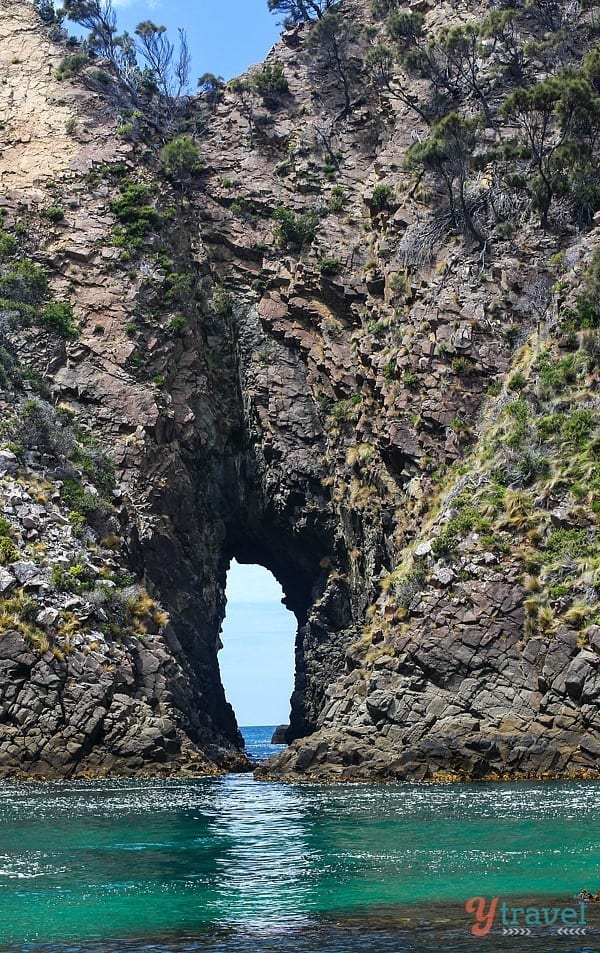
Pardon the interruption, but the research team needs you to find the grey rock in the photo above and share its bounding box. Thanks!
[0,568,16,594]
[432,566,455,586]
[12,561,45,586]
[36,608,59,628]
[0,451,18,474]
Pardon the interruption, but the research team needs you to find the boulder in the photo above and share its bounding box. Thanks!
[271,724,289,745]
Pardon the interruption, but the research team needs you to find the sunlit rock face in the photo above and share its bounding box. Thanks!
[0,0,598,780]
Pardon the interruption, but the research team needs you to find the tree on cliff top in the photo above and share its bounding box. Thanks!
[308,9,360,115]
[61,0,190,122]
[267,0,338,27]
[134,21,190,102]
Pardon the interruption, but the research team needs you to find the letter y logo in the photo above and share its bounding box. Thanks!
[465,896,499,937]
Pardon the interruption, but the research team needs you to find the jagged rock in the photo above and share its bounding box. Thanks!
[0,568,16,594]
[11,561,45,586]
[0,0,596,784]
[432,566,455,586]
[550,508,576,529]
[271,725,289,744]
[36,607,59,628]
[0,450,18,474]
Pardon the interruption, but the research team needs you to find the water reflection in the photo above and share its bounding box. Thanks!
[207,776,317,929]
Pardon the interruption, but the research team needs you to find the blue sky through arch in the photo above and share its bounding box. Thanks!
[218,560,296,727]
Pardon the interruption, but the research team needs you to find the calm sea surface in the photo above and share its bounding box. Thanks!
[0,727,598,953]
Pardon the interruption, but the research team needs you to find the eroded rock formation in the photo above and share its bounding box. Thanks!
[0,0,598,779]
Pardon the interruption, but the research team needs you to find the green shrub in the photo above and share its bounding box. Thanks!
[160,136,203,182]
[503,324,520,346]
[495,221,516,240]
[370,183,394,211]
[389,271,410,294]
[71,442,115,494]
[386,9,424,43]
[110,179,161,241]
[0,232,17,258]
[55,52,89,79]
[60,478,110,529]
[34,0,61,23]
[393,566,425,607]
[212,284,232,315]
[169,315,186,335]
[273,206,317,247]
[574,292,600,330]
[329,186,344,213]
[162,271,193,307]
[0,346,20,389]
[319,257,342,276]
[506,400,529,422]
[431,529,457,558]
[116,123,135,138]
[40,301,77,338]
[0,516,13,537]
[0,259,48,305]
[371,0,399,18]
[252,61,288,104]
[518,451,550,485]
[452,357,476,376]
[14,400,73,459]
[68,510,85,535]
[0,537,18,565]
[536,353,580,394]
[508,371,527,391]
[383,360,396,382]
[449,506,478,535]
[543,528,588,563]
[51,561,94,593]
[561,409,595,446]
[43,206,65,223]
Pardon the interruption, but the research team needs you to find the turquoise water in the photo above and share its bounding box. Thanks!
[0,727,598,952]
[239,724,287,762]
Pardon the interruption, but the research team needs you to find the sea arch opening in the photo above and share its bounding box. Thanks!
[218,560,296,742]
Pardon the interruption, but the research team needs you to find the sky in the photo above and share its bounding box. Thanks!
[218,561,296,727]
[104,0,282,81]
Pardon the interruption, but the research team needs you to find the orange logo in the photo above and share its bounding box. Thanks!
[465,897,499,937]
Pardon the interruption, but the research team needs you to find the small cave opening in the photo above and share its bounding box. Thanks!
[218,560,296,747]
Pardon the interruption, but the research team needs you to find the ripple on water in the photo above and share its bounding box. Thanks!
[0,772,598,951]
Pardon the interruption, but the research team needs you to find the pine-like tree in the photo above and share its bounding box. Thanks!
[267,0,337,28]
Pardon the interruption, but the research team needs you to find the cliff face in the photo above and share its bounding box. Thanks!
[0,0,598,780]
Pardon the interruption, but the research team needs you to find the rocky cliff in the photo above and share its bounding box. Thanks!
[0,0,598,780]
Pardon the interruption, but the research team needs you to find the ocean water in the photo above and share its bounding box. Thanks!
[0,726,597,953]
[240,724,288,762]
